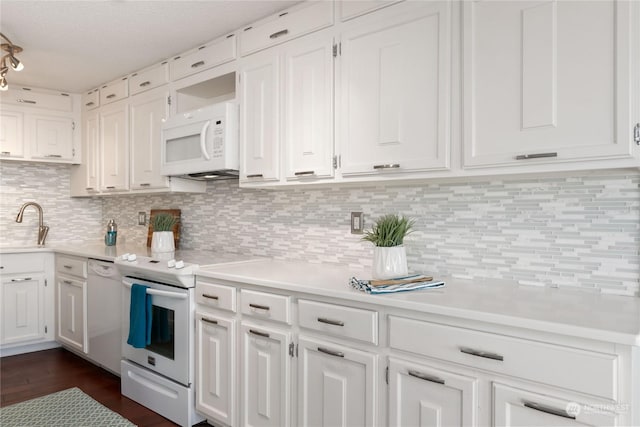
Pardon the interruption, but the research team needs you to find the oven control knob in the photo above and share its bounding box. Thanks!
[127,254,137,262]
[167,259,176,268]
[175,260,185,269]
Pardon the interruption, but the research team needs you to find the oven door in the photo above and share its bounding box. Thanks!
[122,277,192,386]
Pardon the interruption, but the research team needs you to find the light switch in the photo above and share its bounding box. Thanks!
[351,212,364,234]
[138,212,146,226]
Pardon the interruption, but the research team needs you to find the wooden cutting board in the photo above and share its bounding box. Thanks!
[146,209,181,249]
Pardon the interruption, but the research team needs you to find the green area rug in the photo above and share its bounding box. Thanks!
[0,387,136,426]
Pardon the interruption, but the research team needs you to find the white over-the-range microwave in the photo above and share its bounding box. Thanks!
[161,101,238,180]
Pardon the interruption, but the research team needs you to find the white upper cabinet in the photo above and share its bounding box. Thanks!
[99,100,129,192]
[129,87,170,190]
[283,34,335,181]
[338,1,452,176]
[0,110,24,159]
[129,62,169,96]
[239,49,281,183]
[27,115,75,161]
[100,77,129,105]
[338,0,402,22]
[170,34,236,82]
[463,0,637,168]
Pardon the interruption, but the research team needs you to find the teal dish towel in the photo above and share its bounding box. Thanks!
[126,284,152,348]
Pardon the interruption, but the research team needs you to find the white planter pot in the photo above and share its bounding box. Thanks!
[151,231,175,253]
[372,246,408,280]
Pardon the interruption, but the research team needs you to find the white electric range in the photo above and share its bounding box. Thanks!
[115,251,258,427]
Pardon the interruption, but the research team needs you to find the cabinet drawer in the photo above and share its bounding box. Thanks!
[239,1,333,56]
[130,63,169,95]
[55,255,87,278]
[83,89,99,110]
[196,280,236,312]
[389,316,618,400]
[339,0,402,21]
[0,253,46,274]
[2,87,73,112]
[100,78,129,105]
[240,289,291,324]
[298,299,378,345]
[170,34,236,82]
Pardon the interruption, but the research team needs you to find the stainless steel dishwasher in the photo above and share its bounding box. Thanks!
[87,259,122,375]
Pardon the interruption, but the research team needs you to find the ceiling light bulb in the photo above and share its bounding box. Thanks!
[0,66,7,77]
[0,77,8,91]
[8,54,23,71]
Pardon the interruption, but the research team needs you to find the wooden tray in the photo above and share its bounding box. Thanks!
[146,209,181,249]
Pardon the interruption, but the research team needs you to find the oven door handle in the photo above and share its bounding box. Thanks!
[124,282,188,299]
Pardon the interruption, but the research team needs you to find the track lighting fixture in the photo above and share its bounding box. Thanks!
[0,32,24,91]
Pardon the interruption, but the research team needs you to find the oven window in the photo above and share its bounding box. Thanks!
[146,305,175,360]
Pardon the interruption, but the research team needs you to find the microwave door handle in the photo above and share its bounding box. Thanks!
[200,120,211,160]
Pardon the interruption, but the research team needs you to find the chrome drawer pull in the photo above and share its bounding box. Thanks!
[249,303,270,311]
[11,277,32,282]
[318,347,344,358]
[85,101,95,106]
[85,187,94,191]
[294,170,315,176]
[201,318,218,325]
[408,370,445,385]
[249,329,270,338]
[18,99,36,104]
[373,164,400,170]
[62,280,73,285]
[202,294,219,300]
[459,347,504,361]
[139,81,151,87]
[63,265,73,269]
[317,317,344,327]
[514,152,557,160]
[523,400,575,420]
[106,94,116,99]
[45,154,62,158]
[191,61,205,68]
[139,183,151,187]
[269,29,289,39]
[1,151,10,155]
[106,186,116,189]
[246,174,263,178]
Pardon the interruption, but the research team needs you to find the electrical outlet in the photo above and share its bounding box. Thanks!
[351,212,364,234]
[138,212,146,226]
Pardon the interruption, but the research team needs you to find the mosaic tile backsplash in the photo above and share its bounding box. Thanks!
[1,161,638,296]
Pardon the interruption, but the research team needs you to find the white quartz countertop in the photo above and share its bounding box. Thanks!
[196,259,640,347]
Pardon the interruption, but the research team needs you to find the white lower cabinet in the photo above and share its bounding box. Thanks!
[196,311,236,427]
[298,336,377,427]
[388,357,478,427]
[240,322,292,427]
[493,383,618,427]
[55,255,88,353]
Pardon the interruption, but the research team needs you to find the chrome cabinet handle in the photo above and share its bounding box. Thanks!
[318,347,344,358]
[317,317,344,327]
[1,151,11,155]
[139,81,151,87]
[85,187,95,191]
[106,94,116,99]
[62,280,73,285]
[85,101,95,106]
[139,183,151,187]
[373,164,400,170]
[106,186,116,189]
[408,370,445,385]
[11,277,32,282]
[246,174,263,179]
[515,152,557,160]
[191,61,205,68]
[45,154,62,158]
[269,29,289,39]
[459,347,504,361]
[294,171,315,176]
[249,303,270,311]
[202,294,219,300]
[249,329,270,338]
[63,265,73,269]
[201,318,218,325]
[523,400,575,420]
[18,99,36,104]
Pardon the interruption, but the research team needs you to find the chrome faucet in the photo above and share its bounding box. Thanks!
[16,202,49,246]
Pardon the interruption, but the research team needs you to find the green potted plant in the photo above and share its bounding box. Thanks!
[151,213,177,254]
[362,214,414,279]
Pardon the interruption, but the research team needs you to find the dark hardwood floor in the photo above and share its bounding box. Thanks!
[1,347,184,426]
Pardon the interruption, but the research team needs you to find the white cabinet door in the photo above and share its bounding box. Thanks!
[28,114,75,161]
[283,34,335,181]
[99,100,129,191]
[493,383,618,427]
[388,357,478,427]
[129,87,170,190]
[297,336,377,427]
[240,322,291,427]
[239,50,281,183]
[339,1,451,176]
[57,276,87,353]
[463,0,635,168]
[85,112,100,192]
[0,110,24,159]
[196,312,236,427]
[1,275,44,345]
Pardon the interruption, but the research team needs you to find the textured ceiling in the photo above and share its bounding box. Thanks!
[0,0,298,93]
